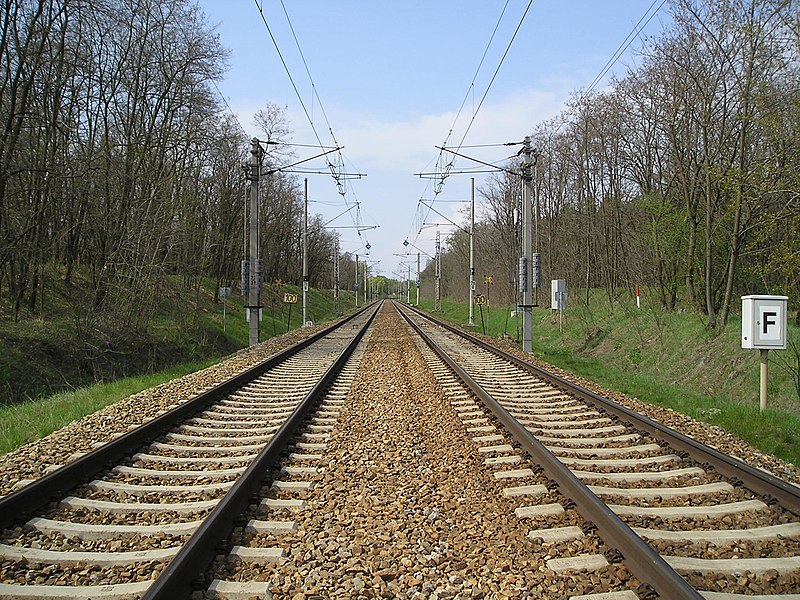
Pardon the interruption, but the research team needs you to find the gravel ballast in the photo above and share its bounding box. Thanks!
[215,306,634,599]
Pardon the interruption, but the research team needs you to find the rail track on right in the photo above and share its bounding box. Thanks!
[398,302,800,600]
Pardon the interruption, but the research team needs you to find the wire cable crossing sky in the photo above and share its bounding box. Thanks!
[202,0,670,271]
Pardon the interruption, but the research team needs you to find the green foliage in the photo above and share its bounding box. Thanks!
[627,347,644,366]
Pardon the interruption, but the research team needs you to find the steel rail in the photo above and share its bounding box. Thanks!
[405,303,800,517]
[143,302,381,599]
[0,305,372,530]
[398,303,704,600]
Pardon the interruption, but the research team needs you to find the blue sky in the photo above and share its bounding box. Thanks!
[198,1,669,277]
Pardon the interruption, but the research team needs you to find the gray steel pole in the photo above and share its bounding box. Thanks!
[355,254,359,308]
[521,135,533,352]
[302,178,308,326]
[333,239,339,315]
[247,138,260,347]
[469,177,475,326]
[407,264,411,303]
[435,230,441,311]
[416,252,420,306]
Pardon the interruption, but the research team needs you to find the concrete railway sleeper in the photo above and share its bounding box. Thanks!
[397,302,800,599]
[197,303,642,599]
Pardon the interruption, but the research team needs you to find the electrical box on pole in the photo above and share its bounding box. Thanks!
[551,279,567,334]
[742,295,788,350]
[551,279,567,311]
[531,253,541,290]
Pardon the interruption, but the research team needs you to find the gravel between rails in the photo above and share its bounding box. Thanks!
[0,325,331,496]
[212,305,634,599]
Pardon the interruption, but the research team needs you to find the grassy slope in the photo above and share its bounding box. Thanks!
[0,265,357,405]
[0,361,216,454]
[421,293,800,467]
[0,267,354,452]
[0,269,358,453]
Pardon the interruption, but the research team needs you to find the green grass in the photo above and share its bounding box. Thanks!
[0,360,215,455]
[0,268,355,406]
[418,294,800,467]
[0,274,357,455]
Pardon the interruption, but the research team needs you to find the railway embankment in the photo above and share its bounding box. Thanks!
[418,297,800,468]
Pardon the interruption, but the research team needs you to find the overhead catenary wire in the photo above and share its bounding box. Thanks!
[252,0,370,247]
[543,0,666,143]
[277,0,361,210]
[583,0,666,97]
[438,0,513,156]
[406,0,535,258]
[405,0,667,275]
[451,0,535,154]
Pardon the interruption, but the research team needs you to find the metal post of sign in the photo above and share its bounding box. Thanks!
[219,287,231,332]
[283,292,298,332]
[760,349,769,413]
[354,254,359,308]
[475,294,487,334]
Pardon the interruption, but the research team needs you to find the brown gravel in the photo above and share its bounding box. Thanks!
[215,305,636,599]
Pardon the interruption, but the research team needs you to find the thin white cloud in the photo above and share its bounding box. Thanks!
[332,87,566,173]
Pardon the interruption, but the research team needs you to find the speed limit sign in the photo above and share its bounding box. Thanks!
[283,293,298,304]
[474,294,487,305]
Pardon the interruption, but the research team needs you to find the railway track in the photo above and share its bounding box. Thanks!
[0,300,798,599]
[397,302,800,600]
[0,304,379,599]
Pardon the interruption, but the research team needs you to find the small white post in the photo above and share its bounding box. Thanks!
[760,349,769,413]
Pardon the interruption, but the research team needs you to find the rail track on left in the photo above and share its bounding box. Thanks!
[0,304,379,599]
